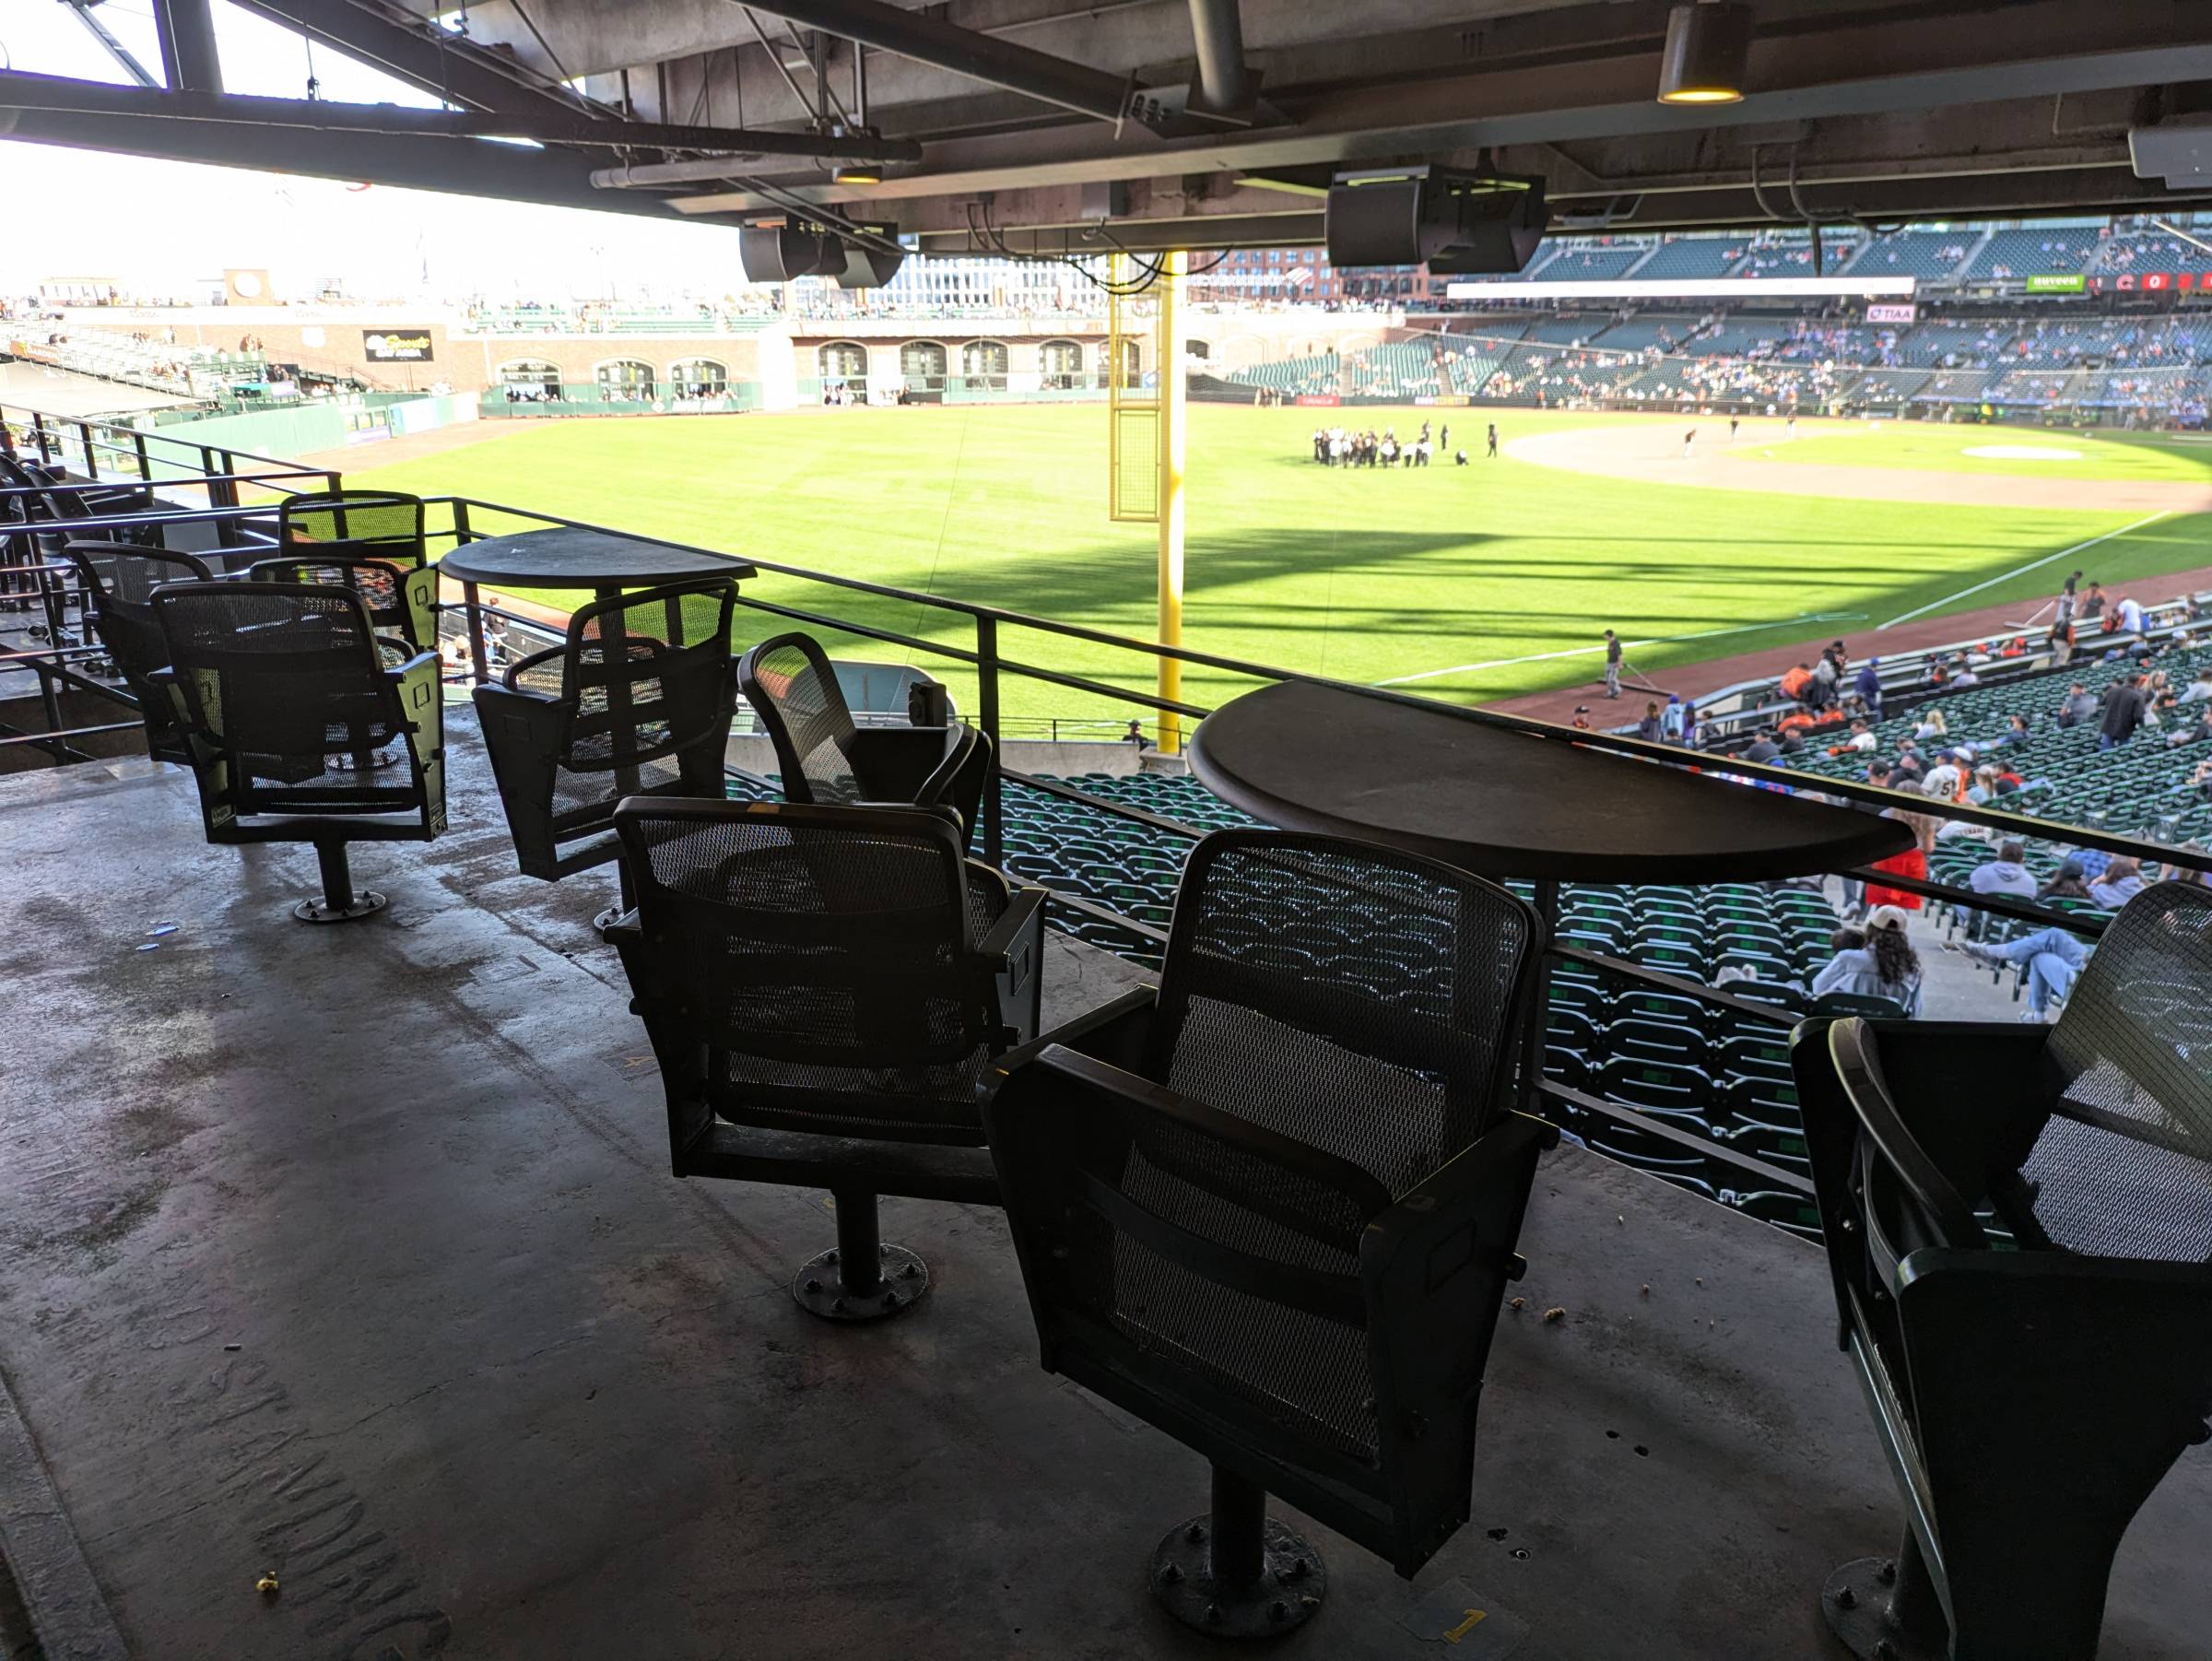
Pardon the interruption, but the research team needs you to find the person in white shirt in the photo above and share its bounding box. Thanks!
[1970,840,2040,900]
[2116,595,2147,635]
[2179,669,2212,705]
[1844,719,1877,751]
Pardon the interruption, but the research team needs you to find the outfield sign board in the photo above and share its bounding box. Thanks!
[2086,272,2210,293]
[1443,276,1917,300]
[2025,273,2086,293]
[363,328,435,362]
[1296,394,1342,406]
[1865,303,1918,323]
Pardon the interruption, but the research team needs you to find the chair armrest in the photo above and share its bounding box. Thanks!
[1363,1113,1554,1282]
[975,884,1046,966]
[1030,1046,1394,1219]
[501,642,564,691]
[991,986,1156,1081]
[1828,1019,1985,1244]
[382,649,441,683]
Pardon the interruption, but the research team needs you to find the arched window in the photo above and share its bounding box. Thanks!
[900,340,947,388]
[1038,338,1083,390]
[960,339,1009,389]
[1184,337,1212,361]
[496,359,560,403]
[595,359,655,399]
[818,340,868,388]
[667,358,728,398]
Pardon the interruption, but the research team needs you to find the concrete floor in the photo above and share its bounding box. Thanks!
[1,714,2206,1661]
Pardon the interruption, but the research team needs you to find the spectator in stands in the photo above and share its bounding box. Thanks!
[1865,757,1895,790]
[1660,693,1688,743]
[1681,704,1705,748]
[1912,707,1947,742]
[1635,701,1664,741]
[1949,655,1981,689]
[1603,630,1623,700]
[1779,662,1815,705]
[1998,713,2033,748]
[1955,926,2088,1021]
[1123,720,1153,752]
[1862,810,1937,920]
[1891,739,1926,783]
[2089,855,2147,909]
[1812,904,1924,1015]
[2079,583,2108,625]
[1965,764,2003,806]
[2181,666,2212,705]
[2055,569,2083,630]
[2039,859,2096,902]
[1809,653,1839,708]
[2116,593,2147,635]
[1922,752,1965,800]
[1843,718,1877,752]
[2171,703,2212,748]
[2099,674,2149,748]
[1571,705,1594,732]
[1853,655,1882,716]
[1743,727,1782,764]
[1971,839,2039,899]
[2055,682,2097,727]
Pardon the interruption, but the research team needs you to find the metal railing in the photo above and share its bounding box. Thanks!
[16,474,2204,1219]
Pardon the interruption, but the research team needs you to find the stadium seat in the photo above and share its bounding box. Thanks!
[984,830,1550,1632]
[475,577,735,893]
[738,630,990,849]
[150,581,444,922]
[62,540,216,764]
[606,798,1044,1321]
[1791,881,2212,1660]
[276,488,429,568]
[246,554,438,654]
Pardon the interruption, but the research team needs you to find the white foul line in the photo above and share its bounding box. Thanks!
[1378,613,1865,685]
[1877,510,2172,631]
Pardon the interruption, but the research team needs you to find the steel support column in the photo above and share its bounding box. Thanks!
[152,0,223,93]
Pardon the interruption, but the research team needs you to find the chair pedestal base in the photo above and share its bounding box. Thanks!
[1151,1468,1326,1640]
[791,1243,929,1322]
[293,842,386,925]
[1822,1544,1947,1661]
[295,890,389,924]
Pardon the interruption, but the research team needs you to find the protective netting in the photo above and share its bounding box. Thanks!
[154,584,408,798]
[742,636,862,805]
[2027,881,2212,1260]
[1078,834,1535,1464]
[626,807,1005,1137]
[278,490,426,566]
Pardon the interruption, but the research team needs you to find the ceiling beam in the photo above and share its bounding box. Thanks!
[0,71,923,159]
[665,7,2212,215]
[0,103,747,225]
[223,0,599,117]
[732,0,1143,124]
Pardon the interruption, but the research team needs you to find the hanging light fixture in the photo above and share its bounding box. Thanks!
[832,165,884,185]
[1655,2,1752,105]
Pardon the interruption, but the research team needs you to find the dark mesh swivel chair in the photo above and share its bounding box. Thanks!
[1792,881,2212,1661]
[984,830,1551,1636]
[277,489,428,568]
[475,579,736,893]
[606,798,1045,1320]
[246,555,437,654]
[737,631,988,846]
[152,582,445,922]
[62,540,217,763]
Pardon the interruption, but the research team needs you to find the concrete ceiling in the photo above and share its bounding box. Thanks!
[7,0,2212,248]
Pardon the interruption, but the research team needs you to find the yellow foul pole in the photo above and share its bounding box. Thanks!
[1155,250,1186,755]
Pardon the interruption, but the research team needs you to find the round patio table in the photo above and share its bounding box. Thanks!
[1186,680,1915,1143]
[439,525,756,685]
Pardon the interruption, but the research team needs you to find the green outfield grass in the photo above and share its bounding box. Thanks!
[1735,423,2212,481]
[348,405,2212,729]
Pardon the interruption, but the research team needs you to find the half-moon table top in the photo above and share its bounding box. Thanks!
[1186,681,1913,884]
[439,526,756,592]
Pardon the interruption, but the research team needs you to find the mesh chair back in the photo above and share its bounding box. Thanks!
[738,632,861,804]
[1054,831,1539,1470]
[2029,880,2212,1259]
[616,800,1006,1138]
[1149,830,1539,1207]
[65,541,215,755]
[248,556,430,650]
[153,582,411,802]
[278,489,427,568]
[512,579,735,821]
